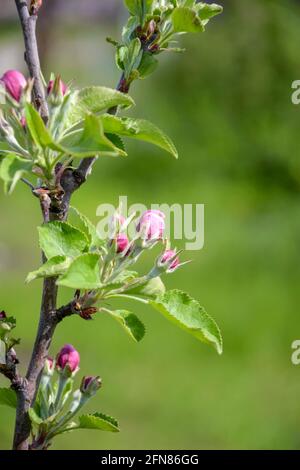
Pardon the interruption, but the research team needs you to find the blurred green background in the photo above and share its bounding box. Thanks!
[1,0,300,450]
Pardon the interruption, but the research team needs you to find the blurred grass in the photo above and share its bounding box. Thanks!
[1,0,300,450]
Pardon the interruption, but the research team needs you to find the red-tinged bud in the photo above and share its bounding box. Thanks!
[20,116,26,128]
[79,307,98,321]
[118,77,129,94]
[148,20,156,36]
[47,78,68,97]
[137,210,165,241]
[0,70,27,102]
[43,356,55,377]
[46,356,54,371]
[56,344,80,373]
[116,233,129,253]
[161,249,180,272]
[80,375,102,396]
[30,0,43,16]
[149,43,160,53]
[0,311,7,319]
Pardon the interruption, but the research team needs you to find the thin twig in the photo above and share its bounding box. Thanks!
[0,349,29,450]
[15,0,48,121]
[12,0,54,451]
[21,177,35,190]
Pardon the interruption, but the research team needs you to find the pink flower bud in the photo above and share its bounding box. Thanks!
[148,20,156,36]
[0,70,27,102]
[20,116,26,128]
[45,356,54,371]
[44,356,55,375]
[116,233,129,253]
[0,311,7,319]
[80,375,102,396]
[137,210,165,240]
[56,344,80,373]
[47,78,68,96]
[30,0,43,15]
[161,249,180,271]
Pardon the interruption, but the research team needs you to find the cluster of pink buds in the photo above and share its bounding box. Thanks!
[108,209,185,268]
[103,208,187,284]
[54,345,102,396]
[38,345,102,428]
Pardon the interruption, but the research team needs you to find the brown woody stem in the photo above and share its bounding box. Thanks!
[12,1,130,451]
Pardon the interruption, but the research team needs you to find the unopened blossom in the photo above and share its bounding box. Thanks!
[0,70,27,102]
[80,375,102,396]
[56,344,80,373]
[47,78,68,96]
[137,210,165,241]
[161,249,180,272]
[115,233,129,253]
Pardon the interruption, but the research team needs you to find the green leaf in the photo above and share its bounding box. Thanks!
[56,253,101,290]
[150,289,223,354]
[78,412,119,433]
[38,221,89,260]
[26,256,71,283]
[0,388,17,409]
[106,134,126,154]
[68,87,134,126]
[28,407,43,425]
[25,104,57,150]
[182,0,196,7]
[68,206,103,248]
[103,270,138,291]
[123,38,143,80]
[0,141,12,152]
[122,15,140,44]
[196,3,223,22]
[125,277,166,299]
[100,115,178,158]
[124,0,146,17]
[0,154,33,194]
[105,309,145,342]
[138,52,159,79]
[171,7,204,33]
[59,114,126,158]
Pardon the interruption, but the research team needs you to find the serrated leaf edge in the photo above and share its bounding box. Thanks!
[151,289,223,354]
